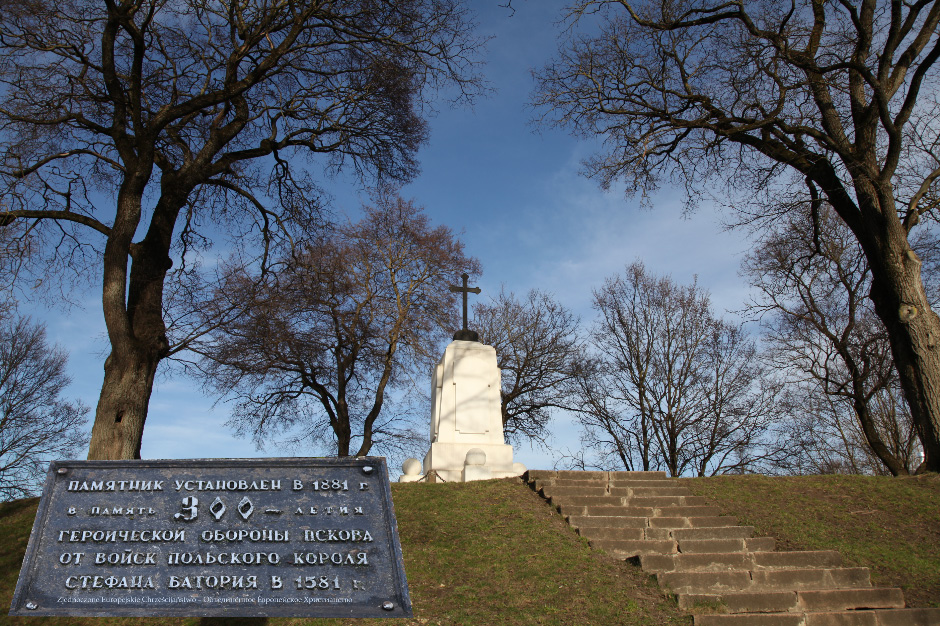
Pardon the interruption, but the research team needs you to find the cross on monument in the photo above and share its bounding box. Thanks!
[449,273,481,341]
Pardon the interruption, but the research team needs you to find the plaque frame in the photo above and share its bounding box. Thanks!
[9,457,412,618]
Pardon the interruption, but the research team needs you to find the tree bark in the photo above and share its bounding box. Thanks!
[86,184,173,460]
[867,235,940,473]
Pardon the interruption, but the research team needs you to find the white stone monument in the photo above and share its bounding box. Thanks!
[399,274,526,483]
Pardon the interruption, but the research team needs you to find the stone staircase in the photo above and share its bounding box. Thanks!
[525,470,940,625]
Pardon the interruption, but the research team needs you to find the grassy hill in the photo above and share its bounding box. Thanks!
[1,474,937,626]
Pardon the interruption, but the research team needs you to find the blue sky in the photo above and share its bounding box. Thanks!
[23,3,757,473]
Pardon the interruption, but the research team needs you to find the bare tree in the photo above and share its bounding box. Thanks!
[772,379,918,475]
[534,0,940,471]
[573,263,775,476]
[1,313,88,500]
[194,194,478,458]
[472,288,582,445]
[0,0,484,460]
[744,202,923,475]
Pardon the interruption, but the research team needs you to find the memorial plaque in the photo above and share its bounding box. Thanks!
[9,457,411,618]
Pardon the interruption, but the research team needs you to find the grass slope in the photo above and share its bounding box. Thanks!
[684,474,940,608]
[0,479,686,626]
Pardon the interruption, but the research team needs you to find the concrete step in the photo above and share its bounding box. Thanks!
[577,526,646,541]
[559,504,723,518]
[678,588,906,613]
[549,495,629,507]
[590,538,678,556]
[549,494,711,508]
[527,470,669,483]
[631,495,710,507]
[642,551,843,573]
[526,470,609,482]
[540,485,694,499]
[648,516,740,529]
[529,478,607,491]
[693,608,940,625]
[533,477,678,491]
[671,526,756,540]
[538,485,609,497]
[678,587,904,613]
[609,470,669,480]
[610,485,694,496]
[659,567,871,594]
[677,538,776,553]
[566,515,649,529]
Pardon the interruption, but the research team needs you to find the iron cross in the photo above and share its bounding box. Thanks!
[448,273,481,333]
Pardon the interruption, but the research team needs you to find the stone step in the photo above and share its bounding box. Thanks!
[532,478,605,490]
[693,608,940,625]
[590,538,678,557]
[610,485,694,496]
[526,470,609,482]
[671,526,756,540]
[676,537,776,553]
[577,526,646,541]
[678,588,906,613]
[538,485,609,497]
[527,470,669,482]
[648,516,740,529]
[609,470,670,480]
[549,495,710,508]
[641,551,843,573]
[566,515,649,529]
[659,567,871,595]
[540,485,693,498]
[631,495,710,507]
[559,504,723,518]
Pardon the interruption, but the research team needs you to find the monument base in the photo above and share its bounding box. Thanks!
[423,442,521,483]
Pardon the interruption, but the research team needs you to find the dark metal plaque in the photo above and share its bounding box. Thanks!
[9,458,411,618]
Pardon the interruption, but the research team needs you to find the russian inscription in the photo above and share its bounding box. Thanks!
[9,458,411,618]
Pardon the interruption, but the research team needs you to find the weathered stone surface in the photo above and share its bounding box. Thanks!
[609,485,693,496]
[659,570,753,594]
[749,567,871,591]
[872,608,940,625]
[677,538,776,553]
[565,515,648,529]
[752,551,842,569]
[648,516,739,528]
[594,539,678,557]
[802,611,878,625]
[797,588,905,611]
[641,552,751,573]
[628,495,710,507]
[575,526,645,541]
[695,615,804,625]
[679,590,799,613]
[671,526,756,540]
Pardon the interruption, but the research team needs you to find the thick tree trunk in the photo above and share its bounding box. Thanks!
[86,182,174,460]
[87,347,161,460]
[866,227,940,473]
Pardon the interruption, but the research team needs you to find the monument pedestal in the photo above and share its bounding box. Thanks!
[400,339,525,482]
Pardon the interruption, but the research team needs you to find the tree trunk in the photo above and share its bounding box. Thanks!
[866,228,940,473]
[87,347,161,460]
[86,183,174,460]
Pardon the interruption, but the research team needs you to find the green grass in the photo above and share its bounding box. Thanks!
[682,473,940,608]
[0,479,688,626]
